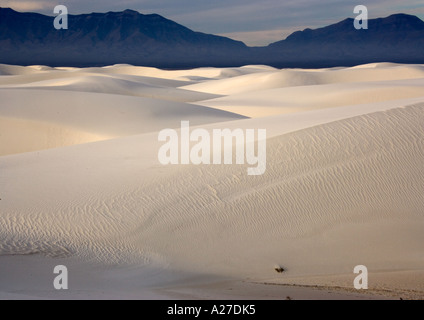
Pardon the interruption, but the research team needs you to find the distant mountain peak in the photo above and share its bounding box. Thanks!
[273,13,424,45]
[0,8,248,68]
[384,13,423,21]
[375,13,424,30]
[122,9,139,14]
[0,7,16,13]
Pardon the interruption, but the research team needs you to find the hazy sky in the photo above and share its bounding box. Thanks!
[1,0,424,45]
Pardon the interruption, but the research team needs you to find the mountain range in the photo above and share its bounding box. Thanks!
[1,7,424,68]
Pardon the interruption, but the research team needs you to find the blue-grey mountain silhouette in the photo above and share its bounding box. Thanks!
[0,8,423,68]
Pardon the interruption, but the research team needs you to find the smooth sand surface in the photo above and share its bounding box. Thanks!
[0,63,423,299]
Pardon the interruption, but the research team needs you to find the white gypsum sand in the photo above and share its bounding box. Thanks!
[0,63,423,300]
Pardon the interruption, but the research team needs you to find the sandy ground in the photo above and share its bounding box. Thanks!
[0,63,423,300]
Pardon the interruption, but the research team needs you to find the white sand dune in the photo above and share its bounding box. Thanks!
[183,63,424,95]
[0,69,192,88]
[0,89,243,156]
[0,64,54,76]
[0,63,424,299]
[0,75,220,103]
[90,64,276,81]
[0,116,108,156]
[194,77,424,117]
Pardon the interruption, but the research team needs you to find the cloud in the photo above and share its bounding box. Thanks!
[0,0,52,12]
